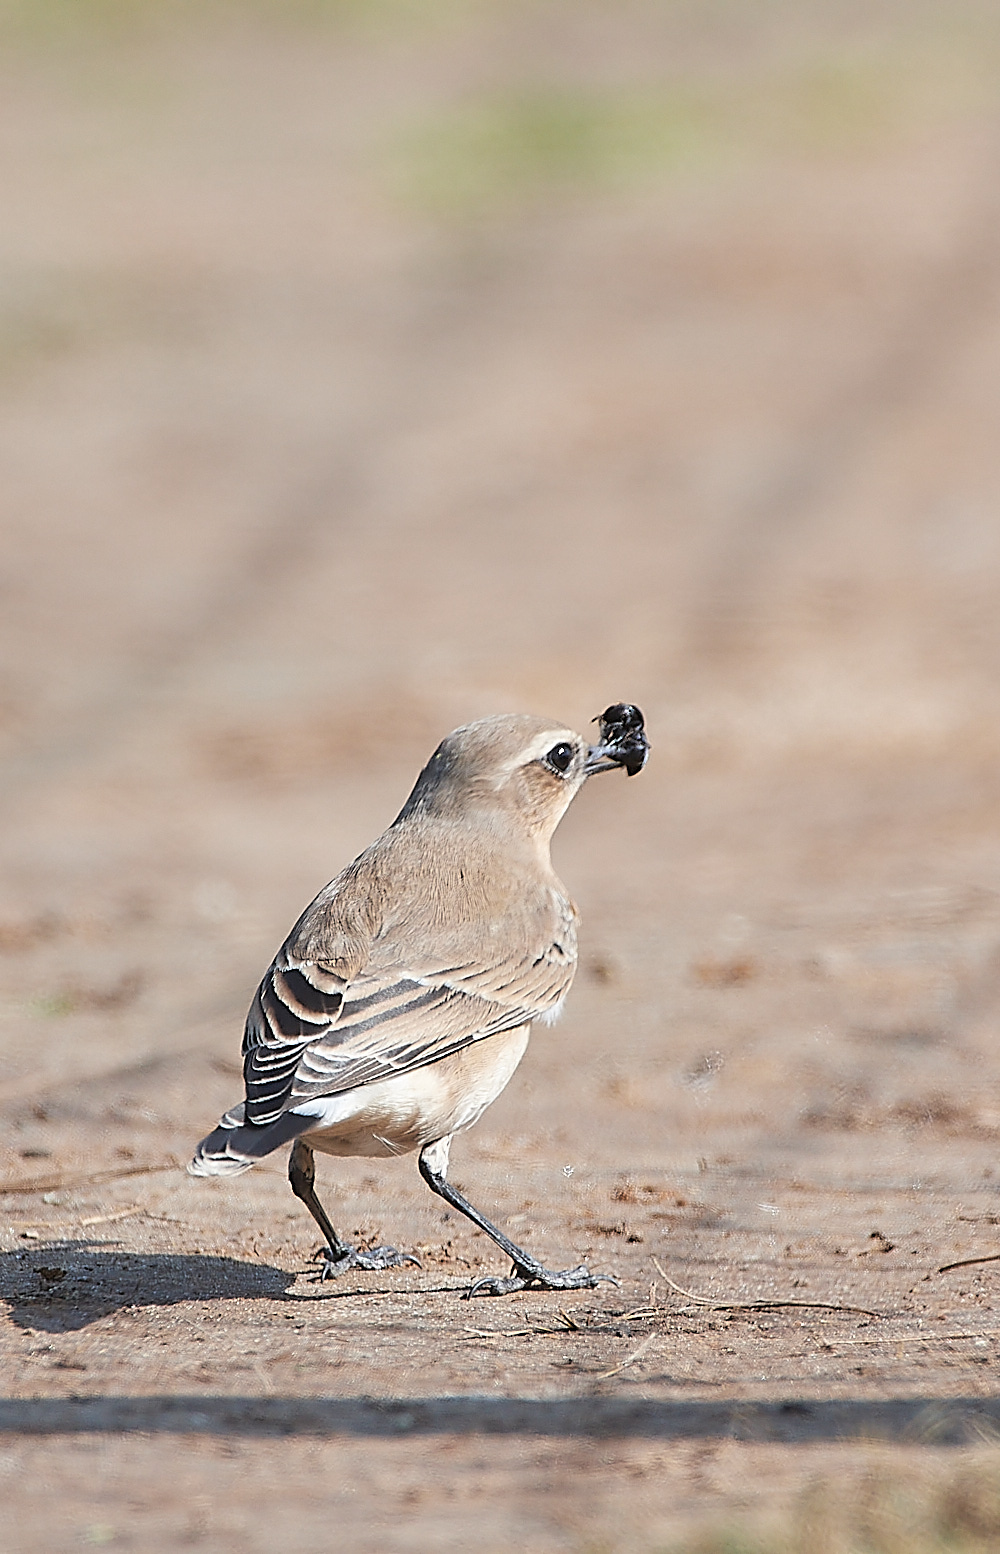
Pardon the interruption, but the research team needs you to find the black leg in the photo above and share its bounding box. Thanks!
[288,1139,419,1280]
[418,1139,616,1299]
[288,1138,352,1257]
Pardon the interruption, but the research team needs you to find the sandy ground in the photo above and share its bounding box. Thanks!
[3,3,1000,1548]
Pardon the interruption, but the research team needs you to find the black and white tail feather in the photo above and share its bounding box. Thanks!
[188,1102,308,1177]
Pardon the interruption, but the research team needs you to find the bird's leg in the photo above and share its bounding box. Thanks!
[288,1138,350,1257]
[417,1138,617,1299]
[288,1138,419,1280]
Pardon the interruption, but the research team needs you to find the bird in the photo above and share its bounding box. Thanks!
[189,703,649,1297]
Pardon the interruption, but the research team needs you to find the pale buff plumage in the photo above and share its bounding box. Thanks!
[189,707,648,1296]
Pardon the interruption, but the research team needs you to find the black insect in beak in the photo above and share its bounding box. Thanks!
[585,703,650,777]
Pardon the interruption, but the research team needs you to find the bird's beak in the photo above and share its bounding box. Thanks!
[584,741,649,777]
[585,703,650,778]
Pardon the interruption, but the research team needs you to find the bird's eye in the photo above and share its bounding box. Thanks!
[544,742,574,775]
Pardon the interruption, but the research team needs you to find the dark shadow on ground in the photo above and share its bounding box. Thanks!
[0,1395,997,1443]
[0,1247,293,1332]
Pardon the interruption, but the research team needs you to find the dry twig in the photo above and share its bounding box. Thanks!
[651,1258,879,1318]
[0,1161,179,1195]
[11,1204,146,1234]
[461,1310,587,1342]
[818,1328,1000,1346]
[593,1332,657,1381]
[937,1252,1000,1274]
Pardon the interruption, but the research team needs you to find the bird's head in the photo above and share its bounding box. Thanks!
[395,706,649,844]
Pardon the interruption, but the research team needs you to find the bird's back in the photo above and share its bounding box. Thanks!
[288,810,576,984]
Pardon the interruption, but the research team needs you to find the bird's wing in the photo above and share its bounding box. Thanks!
[241,955,349,1126]
[241,925,576,1126]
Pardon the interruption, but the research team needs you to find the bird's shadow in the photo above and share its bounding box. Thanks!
[0,1243,293,1333]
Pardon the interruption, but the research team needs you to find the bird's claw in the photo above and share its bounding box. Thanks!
[311,1244,421,1281]
[463,1262,617,1299]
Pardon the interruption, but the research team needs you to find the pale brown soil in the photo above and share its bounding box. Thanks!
[3,3,1000,1549]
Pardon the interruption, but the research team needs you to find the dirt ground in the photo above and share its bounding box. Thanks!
[4,2,1000,1549]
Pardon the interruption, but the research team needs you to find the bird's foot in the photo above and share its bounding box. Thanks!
[464,1261,618,1299]
[311,1243,421,1282]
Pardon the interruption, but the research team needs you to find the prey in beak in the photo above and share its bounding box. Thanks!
[585,703,649,777]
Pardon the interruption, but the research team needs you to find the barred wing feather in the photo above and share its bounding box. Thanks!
[241,946,573,1126]
[242,956,347,1126]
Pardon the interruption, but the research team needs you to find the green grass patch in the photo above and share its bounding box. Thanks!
[388,37,999,221]
[0,0,483,44]
[392,85,723,218]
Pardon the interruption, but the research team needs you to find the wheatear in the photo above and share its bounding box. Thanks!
[190,704,649,1296]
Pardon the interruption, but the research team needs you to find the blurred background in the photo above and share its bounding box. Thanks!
[3,0,1000,1071]
[5,1,1000,1544]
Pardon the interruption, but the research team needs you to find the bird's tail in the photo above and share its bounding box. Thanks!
[188,1102,309,1177]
